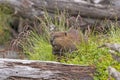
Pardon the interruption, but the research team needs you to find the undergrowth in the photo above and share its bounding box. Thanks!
[20,13,120,80]
[0,5,12,44]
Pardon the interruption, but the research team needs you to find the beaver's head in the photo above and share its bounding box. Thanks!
[50,31,67,45]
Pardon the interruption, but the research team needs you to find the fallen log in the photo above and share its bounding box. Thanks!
[0,0,120,20]
[1,0,120,34]
[0,58,95,80]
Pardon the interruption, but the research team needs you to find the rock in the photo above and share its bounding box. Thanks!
[108,66,120,80]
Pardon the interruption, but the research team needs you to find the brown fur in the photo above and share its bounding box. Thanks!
[50,28,81,55]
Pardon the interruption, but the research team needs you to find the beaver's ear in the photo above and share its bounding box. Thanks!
[64,32,67,36]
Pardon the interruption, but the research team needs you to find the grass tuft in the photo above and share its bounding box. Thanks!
[21,32,55,61]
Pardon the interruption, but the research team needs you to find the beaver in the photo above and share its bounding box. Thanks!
[50,28,81,56]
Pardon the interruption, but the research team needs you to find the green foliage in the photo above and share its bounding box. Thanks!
[0,5,12,44]
[0,28,10,44]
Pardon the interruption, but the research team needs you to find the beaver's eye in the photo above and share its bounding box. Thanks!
[50,39,53,43]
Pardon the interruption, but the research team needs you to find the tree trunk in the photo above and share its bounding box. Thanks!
[0,0,120,20]
[0,58,95,80]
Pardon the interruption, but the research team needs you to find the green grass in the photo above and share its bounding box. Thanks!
[21,32,55,61]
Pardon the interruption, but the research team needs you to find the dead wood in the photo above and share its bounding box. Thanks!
[0,58,95,80]
[0,0,120,20]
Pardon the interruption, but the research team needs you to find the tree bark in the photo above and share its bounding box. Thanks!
[0,58,95,80]
[0,0,120,20]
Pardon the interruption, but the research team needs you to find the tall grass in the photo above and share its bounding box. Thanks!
[21,31,55,61]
